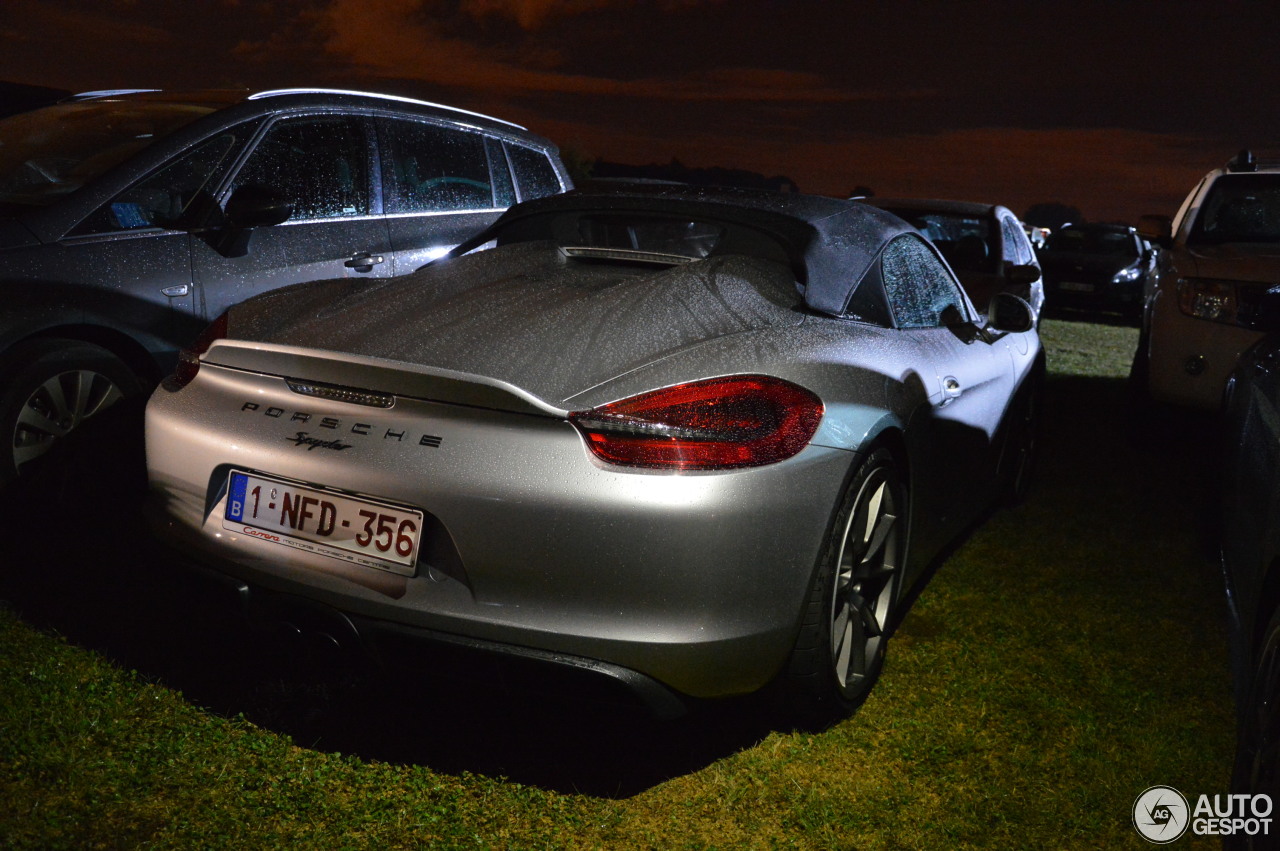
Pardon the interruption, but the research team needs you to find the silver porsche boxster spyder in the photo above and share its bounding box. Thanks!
[145,186,1042,726]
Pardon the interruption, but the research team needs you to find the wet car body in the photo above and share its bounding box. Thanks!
[145,187,1042,724]
[1038,223,1153,322]
[1221,286,1280,807]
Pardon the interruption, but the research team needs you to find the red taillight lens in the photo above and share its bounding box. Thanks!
[162,311,229,391]
[569,375,824,470]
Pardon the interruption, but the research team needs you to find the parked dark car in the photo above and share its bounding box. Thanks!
[1038,223,1153,323]
[867,198,1043,320]
[1221,284,1280,818]
[0,87,571,485]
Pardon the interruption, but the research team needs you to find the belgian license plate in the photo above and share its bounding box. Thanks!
[223,470,423,576]
[1059,281,1095,292]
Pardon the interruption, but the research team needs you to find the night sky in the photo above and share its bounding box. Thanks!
[5,0,1279,223]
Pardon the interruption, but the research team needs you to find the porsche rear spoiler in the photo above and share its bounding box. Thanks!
[204,341,567,418]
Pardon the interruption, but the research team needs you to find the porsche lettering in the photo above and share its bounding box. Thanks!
[286,432,353,451]
[240,402,442,447]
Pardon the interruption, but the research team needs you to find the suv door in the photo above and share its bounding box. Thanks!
[53,123,262,353]
[193,113,394,321]
[377,117,511,274]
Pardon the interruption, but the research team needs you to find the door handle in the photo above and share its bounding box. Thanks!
[941,376,963,405]
[344,253,385,273]
[161,284,190,297]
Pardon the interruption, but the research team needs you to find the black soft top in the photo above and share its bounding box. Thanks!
[456,185,915,316]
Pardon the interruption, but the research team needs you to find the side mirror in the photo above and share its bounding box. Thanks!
[1004,263,1041,286]
[224,185,292,229]
[988,292,1035,333]
[1137,214,1173,249]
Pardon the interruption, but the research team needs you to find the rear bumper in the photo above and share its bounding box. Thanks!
[170,549,690,718]
[145,367,858,700]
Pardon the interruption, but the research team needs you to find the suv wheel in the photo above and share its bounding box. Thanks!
[0,340,144,487]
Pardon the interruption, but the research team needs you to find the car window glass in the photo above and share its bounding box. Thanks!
[1047,227,1140,256]
[74,124,255,235]
[881,234,967,329]
[574,215,723,259]
[1189,174,1280,245]
[231,115,370,221]
[506,143,563,201]
[887,210,994,274]
[380,118,494,214]
[1000,216,1025,264]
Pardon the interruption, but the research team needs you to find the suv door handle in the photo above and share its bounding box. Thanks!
[344,253,385,272]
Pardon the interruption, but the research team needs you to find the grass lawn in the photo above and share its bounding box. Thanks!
[0,317,1235,849]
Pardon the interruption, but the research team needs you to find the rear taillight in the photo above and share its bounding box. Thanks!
[162,311,229,391]
[569,375,824,470]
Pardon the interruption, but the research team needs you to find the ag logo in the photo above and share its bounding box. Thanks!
[1133,785,1190,844]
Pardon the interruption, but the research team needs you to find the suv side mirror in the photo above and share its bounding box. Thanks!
[988,292,1035,333]
[210,185,292,258]
[1137,214,1173,249]
[224,185,292,229]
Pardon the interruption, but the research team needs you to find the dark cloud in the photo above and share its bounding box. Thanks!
[0,0,1274,220]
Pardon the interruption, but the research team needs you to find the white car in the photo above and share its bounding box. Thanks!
[1135,150,1280,409]
[144,187,1042,727]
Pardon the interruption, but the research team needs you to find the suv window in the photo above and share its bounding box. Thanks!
[231,115,371,221]
[881,234,967,328]
[1189,174,1280,244]
[506,143,563,201]
[74,123,258,235]
[380,118,495,214]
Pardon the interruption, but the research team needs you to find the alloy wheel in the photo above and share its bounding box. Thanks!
[12,369,125,471]
[829,465,901,691]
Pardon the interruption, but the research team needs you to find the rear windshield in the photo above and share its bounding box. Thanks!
[494,210,792,267]
[1189,174,1280,245]
[574,215,724,260]
[0,101,215,207]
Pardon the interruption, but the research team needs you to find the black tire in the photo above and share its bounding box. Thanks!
[781,447,907,730]
[1229,606,1280,850]
[0,339,145,487]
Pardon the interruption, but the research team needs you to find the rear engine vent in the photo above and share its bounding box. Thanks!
[285,378,394,408]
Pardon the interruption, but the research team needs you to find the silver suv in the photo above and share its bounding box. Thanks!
[0,88,571,484]
[1135,150,1280,409]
